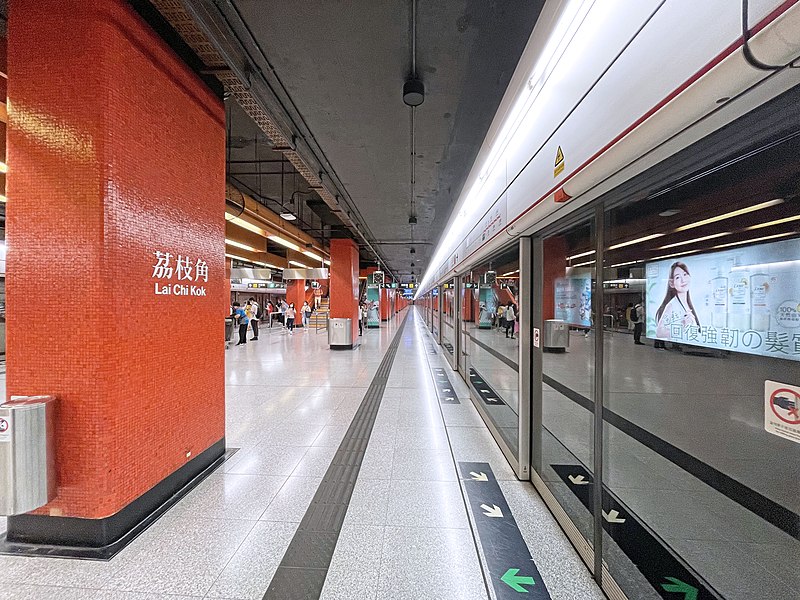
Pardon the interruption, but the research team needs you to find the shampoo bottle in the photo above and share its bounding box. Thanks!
[750,272,770,331]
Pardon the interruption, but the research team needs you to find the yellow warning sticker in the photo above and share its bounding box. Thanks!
[554,146,565,177]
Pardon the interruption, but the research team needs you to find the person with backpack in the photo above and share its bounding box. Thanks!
[631,301,645,345]
[504,301,516,339]
[301,301,312,330]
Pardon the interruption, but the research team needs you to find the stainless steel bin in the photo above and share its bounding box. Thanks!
[328,318,354,349]
[543,319,570,351]
[0,395,57,515]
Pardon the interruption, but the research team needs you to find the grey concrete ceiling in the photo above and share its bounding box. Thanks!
[230,0,543,280]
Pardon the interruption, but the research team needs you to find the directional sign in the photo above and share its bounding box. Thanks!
[469,368,505,406]
[460,463,551,599]
[501,569,536,593]
[551,464,719,599]
[432,367,460,404]
[481,504,504,518]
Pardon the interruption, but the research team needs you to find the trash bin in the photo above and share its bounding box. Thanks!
[543,319,569,352]
[328,318,354,349]
[225,317,234,342]
[0,396,57,515]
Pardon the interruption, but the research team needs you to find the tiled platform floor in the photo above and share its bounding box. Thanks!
[0,309,601,600]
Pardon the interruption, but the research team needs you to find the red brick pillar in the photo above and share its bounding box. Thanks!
[329,238,359,347]
[5,0,225,548]
[286,279,306,325]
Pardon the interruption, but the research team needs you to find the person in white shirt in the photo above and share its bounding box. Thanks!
[504,302,517,339]
[247,297,260,341]
[301,301,312,330]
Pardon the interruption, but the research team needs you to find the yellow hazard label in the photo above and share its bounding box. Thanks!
[554,146,565,177]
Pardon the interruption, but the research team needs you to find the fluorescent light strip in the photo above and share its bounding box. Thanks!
[567,250,594,260]
[712,231,796,250]
[0,162,7,173]
[501,269,520,276]
[607,233,664,251]
[323,259,331,266]
[225,253,250,262]
[0,194,6,203]
[302,250,323,262]
[746,214,800,230]
[289,260,309,268]
[230,217,267,237]
[572,260,595,267]
[268,235,301,252]
[609,260,640,268]
[225,238,259,253]
[656,231,731,250]
[649,248,703,262]
[674,199,784,232]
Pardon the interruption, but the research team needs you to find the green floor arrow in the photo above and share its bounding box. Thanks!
[501,568,536,593]
[661,577,698,600]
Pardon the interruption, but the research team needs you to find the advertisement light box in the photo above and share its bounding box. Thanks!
[645,237,800,361]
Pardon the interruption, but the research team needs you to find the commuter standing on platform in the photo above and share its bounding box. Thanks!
[301,301,312,330]
[497,304,505,331]
[232,301,249,345]
[247,297,259,341]
[631,301,645,345]
[625,303,634,331]
[358,302,364,336]
[266,301,274,327]
[504,301,516,339]
[285,303,297,335]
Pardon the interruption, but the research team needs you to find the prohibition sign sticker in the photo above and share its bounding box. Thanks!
[0,417,9,443]
[765,380,800,444]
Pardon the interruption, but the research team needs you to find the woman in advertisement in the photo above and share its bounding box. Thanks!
[655,261,701,342]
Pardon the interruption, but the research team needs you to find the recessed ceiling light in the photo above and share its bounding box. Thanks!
[659,209,681,217]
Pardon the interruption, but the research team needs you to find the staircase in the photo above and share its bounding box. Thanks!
[309,297,329,329]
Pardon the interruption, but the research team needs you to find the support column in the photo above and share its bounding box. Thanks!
[5,0,225,551]
[286,279,306,324]
[329,238,359,348]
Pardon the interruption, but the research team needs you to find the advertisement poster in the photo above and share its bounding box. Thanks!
[554,274,592,327]
[478,286,495,329]
[645,238,800,361]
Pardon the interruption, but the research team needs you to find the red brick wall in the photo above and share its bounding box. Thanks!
[6,0,225,518]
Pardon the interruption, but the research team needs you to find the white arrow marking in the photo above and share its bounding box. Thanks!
[470,472,488,481]
[445,397,455,402]
[603,510,625,523]
[568,475,589,485]
[480,504,503,518]
[443,388,451,392]
[481,389,492,394]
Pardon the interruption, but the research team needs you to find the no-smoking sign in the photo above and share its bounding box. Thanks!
[0,417,9,443]
[765,380,800,444]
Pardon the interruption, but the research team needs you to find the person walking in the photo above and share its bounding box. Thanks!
[497,304,505,331]
[358,302,364,336]
[232,301,249,345]
[301,301,312,331]
[285,303,297,335]
[631,301,645,345]
[504,301,517,339]
[266,301,274,328]
[247,297,260,341]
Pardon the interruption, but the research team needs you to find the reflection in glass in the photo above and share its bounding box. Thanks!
[463,245,520,455]
[601,134,800,599]
[537,217,596,557]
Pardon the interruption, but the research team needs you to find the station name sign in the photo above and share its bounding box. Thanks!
[152,251,209,297]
